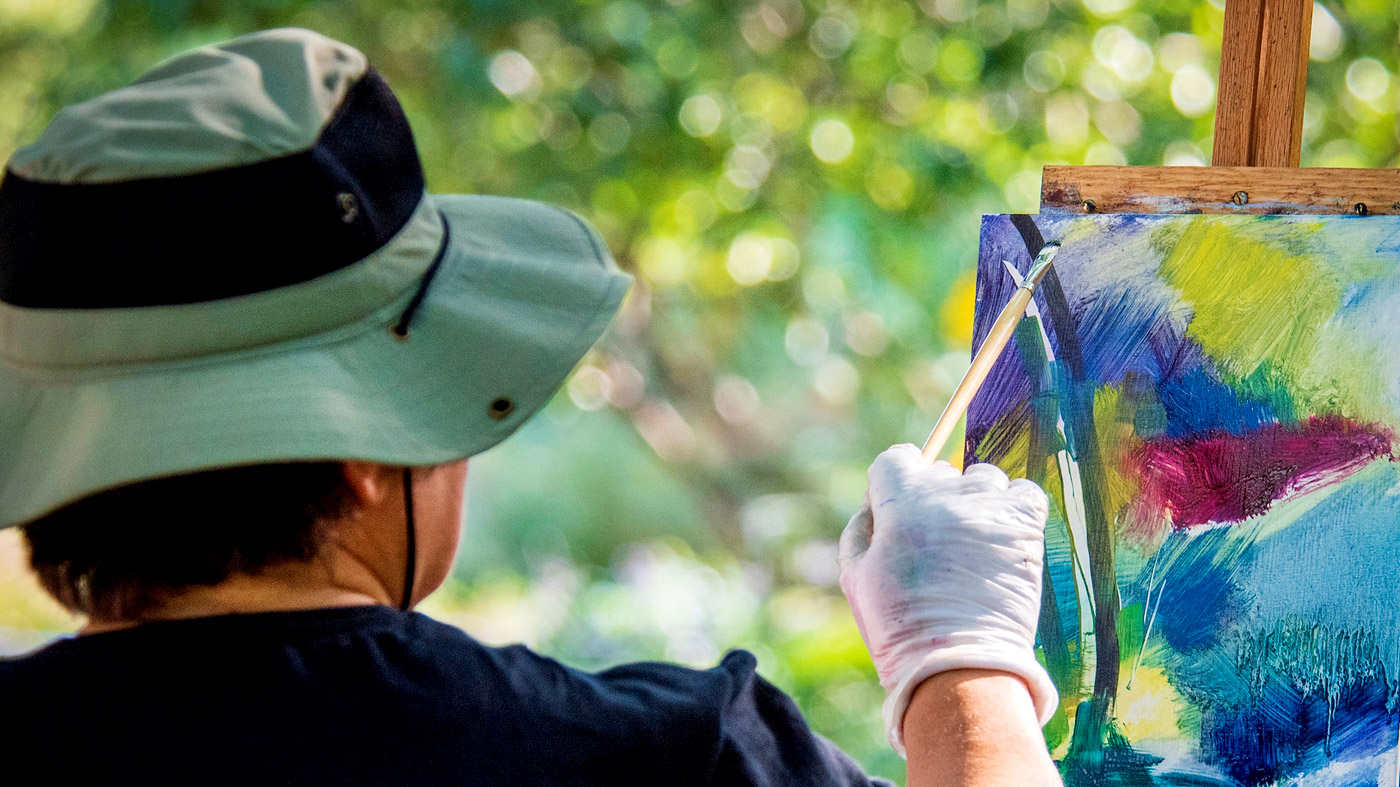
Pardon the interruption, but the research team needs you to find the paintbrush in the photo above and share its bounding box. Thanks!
[920,242,1061,463]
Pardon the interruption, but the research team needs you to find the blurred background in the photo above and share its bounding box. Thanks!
[1,0,1397,779]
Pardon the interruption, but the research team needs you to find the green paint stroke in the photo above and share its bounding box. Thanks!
[1015,318,1079,700]
[1157,219,1341,404]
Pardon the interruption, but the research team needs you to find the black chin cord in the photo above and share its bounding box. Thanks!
[400,468,416,611]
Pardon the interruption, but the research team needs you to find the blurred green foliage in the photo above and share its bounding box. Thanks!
[1,0,1398,780]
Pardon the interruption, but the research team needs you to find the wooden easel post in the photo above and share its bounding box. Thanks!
[1213,0,1313,167]
[1040,0,1399,215]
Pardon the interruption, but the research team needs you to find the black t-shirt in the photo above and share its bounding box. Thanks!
[0,605,893,786]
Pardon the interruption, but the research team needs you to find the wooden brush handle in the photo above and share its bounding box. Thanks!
[920,285,1035,463]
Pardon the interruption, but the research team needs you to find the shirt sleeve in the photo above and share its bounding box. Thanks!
[702,650,896,787]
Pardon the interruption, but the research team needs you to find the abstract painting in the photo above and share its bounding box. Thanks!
[967,213,1400,786]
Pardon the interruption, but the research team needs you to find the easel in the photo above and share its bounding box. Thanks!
[1042,0,1398,215]
[1028,0,1394,773]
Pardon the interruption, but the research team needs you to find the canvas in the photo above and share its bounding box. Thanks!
[967,213,1400,787]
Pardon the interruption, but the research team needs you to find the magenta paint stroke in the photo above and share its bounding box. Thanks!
[1125,415,1394,532]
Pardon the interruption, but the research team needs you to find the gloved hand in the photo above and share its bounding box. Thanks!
[838,443,1057,756]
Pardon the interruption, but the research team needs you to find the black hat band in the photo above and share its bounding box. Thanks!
[0,68,425,310]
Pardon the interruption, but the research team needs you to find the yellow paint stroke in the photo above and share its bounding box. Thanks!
[974,407,1030,480]
[1090,382,1144,526]
[1116,660,1192,743]
[1157,219,1340,401]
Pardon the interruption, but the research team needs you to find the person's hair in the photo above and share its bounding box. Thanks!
[20,463,357,620]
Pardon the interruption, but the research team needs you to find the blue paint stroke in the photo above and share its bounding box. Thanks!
[1155,365,1284,438]
[1203,619,1394,786]
[1136,527,1256,655]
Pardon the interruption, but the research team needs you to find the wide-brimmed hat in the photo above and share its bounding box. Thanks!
[0,28,632,528]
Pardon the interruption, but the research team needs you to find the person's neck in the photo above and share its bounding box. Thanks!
[81,557,393,635]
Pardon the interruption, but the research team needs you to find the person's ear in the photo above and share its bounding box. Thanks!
[340,461,396,508]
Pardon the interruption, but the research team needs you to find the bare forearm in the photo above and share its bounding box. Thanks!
[903,669,1062,787]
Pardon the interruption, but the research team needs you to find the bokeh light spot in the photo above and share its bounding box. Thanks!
[589,113,633,155]
[1045,93,1089,147]
[1164,140,1206,166]
[488,51,539,99]
[809,118,854,163]
[937,38,984,84]
[786,317,830,366]
[714,375,761,423]
[897,32,940,74]
[637,237,689,287]
[814,356,860,405]
[865,163,915,212]
[679,94,723,136]
[1309,3,1343,62]
[727,232,774,285]
[766,238,801,281]
[1084,141,1127,165]
[1082,0,1135,16]
[808,11,857,59]
[1346,58,1390,103]
[1170,65,1215,117]
[568,365,612,411]
[1023,50,1065,92]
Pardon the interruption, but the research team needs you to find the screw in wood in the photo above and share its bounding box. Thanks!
[1232,191,1249,206]
[1354,202,1369,216]
[1082,199,1096,213]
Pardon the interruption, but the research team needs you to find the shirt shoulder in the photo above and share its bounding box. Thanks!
[557,649,888,787]
[426,635,887,786]
[0,611,891,786]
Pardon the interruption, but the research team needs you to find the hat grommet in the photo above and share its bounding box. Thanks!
[488,397,515,420]
[336,191,359,224]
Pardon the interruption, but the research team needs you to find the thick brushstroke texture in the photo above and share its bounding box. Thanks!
[966,216,1038,455]
[1127,416,1393,530]
[1157,219,1340,392]
[1136,526,1254,655]
[1204,620,1394,786]
[1067,280,1176,390]
[1240,461,1400,658]
[1217,464,1400,786]
[1040,460,1084,677]
[1090,377,1153,531]
[969,213,1400,784]
[973,396,1034,466]
[1154,364,1285,439]
[1010,214,1123,774]
[1016,318,1079,700]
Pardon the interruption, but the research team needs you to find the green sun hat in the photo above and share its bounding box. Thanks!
[0,28,632,528]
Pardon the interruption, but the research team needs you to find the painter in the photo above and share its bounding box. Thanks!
[0,29,1065,787]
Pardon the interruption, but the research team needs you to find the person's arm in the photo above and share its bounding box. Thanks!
[838,444,1062,786]
[904,670,1060,787]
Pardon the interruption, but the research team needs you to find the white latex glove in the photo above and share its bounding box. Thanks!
[838,443,1058,756]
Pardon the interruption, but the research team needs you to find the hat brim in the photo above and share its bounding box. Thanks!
[0,193,632,528]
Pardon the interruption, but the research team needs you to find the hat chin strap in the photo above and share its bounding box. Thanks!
[400,468,416,611]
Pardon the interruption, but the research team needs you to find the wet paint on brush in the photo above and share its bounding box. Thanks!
[966,212,1400,785]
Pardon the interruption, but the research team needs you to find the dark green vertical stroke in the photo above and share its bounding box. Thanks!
[1008,215,1121,771]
